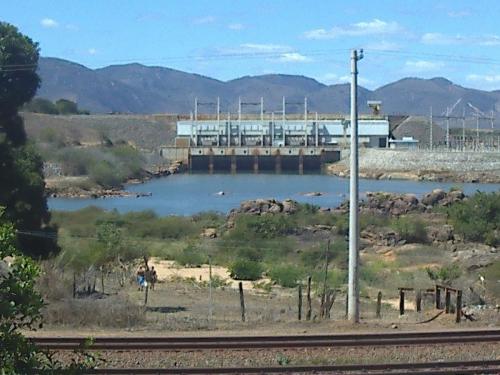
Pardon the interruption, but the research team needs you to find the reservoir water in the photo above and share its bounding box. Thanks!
[48,174,500,216]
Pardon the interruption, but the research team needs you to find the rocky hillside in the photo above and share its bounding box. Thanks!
[36,57,500,121]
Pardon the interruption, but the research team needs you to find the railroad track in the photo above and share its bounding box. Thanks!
[85,360,500,374]
[31,329,500,350]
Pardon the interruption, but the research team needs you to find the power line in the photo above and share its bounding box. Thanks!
[4,47,500,72]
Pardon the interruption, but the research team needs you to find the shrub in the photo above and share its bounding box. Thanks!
[229,260,263,280]
[447,192,500,243]
[173,244,206,267]
[43,295,145,328]
[426,264,461,285]
[391,216,428,243]
[360,213,389,230]
[268,265,304,288]
[232,214,296,239]
[57,147,95,175]
[300,239,348,269]
[311,268,346,291]
[89,160,123,188]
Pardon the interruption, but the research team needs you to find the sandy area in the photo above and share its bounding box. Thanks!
[149,258,269,291]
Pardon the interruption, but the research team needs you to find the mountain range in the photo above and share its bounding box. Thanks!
[37,57,500,121]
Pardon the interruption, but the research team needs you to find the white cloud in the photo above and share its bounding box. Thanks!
[193,16,216,25]
[228,23,244,30]
[239,43,290,53]
[466,74,500,83]
[304,19,400,39]
[41,18,58,28]
[478,35,500,46]
[421,33,464,45]
[277,52,311,62]
[319,73,373,87]
[421,32,500,46]
[88,48,97,55]
[405,60,445,72]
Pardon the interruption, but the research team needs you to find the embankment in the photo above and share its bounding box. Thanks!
[328,149,500,183]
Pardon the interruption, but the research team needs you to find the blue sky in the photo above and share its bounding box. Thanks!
[4,0,500,90]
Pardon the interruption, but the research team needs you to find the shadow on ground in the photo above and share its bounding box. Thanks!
[146,306,187,314]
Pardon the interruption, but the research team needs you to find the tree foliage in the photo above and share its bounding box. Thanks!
[446,191,500,246]
[0,209,95,373]
[0,22,57,257]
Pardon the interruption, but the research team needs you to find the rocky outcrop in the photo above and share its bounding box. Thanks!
[48,189,152,199]
[229,198,298,217]
[336,189,466,216]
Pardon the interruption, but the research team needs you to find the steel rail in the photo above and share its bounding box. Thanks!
[31,329,500,350]
[84,360,500,374]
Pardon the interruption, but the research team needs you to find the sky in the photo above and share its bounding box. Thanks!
[4,0,500,90]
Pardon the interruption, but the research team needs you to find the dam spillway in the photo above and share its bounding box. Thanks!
[188,146,340,173]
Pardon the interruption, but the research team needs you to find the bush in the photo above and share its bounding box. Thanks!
[229,260,263,280]
[391,216,428,243]
[89,160,123,188]
[447,192,500,244]
[300,239,348,269]
[173,245,206,267]
[426,264,461,285]
[232,214,296,239]
[43,295,145,328]
[268,265,304,288]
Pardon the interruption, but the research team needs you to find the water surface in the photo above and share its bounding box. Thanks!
[48,174,500,216]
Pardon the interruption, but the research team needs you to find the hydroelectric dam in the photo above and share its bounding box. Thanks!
[160,98,390,173]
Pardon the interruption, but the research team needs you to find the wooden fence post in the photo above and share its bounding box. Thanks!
[435,285,441,309]
[376,291,382,318]
[298,285,302,321]
[325,290,335,319]
[456,290,462,323]
[320,240,330,319]
[345,293,349,319]
[306,276,312,321]
[239,282,246,322]
[399,289,405,315]
[416,290,422,313]
[445,288,451,313]
[72,272,76,299]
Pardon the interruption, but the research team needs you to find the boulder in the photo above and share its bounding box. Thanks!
[421,189,446,206]
[428,225,454,242]
[282,199,298,214]
[201,228,217,238]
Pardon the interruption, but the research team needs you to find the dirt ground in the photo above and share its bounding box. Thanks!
[150,258,270,291]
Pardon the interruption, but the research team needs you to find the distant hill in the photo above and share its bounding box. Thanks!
[36,57,500,122]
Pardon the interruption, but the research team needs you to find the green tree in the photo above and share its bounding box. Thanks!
[0,209,95,373]
[55,99,79,115]
[23,98,59,114]
[0,22,57,257]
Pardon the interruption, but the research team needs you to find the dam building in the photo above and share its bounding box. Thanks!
[167,97,390,173]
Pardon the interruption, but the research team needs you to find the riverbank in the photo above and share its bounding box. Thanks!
[46,160,184,198]
[327,149,500,184]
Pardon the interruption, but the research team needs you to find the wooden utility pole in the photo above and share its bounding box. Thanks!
[320,240,330,318]
[239,282,246,322]
[298,285,303,321]
[376,291,382,318]
[306,276,312,321]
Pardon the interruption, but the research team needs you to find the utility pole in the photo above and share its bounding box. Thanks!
[217,97,220,147]
[462,108,466,151]
[304,97,308,147]
[446,107,450,149]
[476,115,480,150]
[348,48,363,323]
[429,107,433,151]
